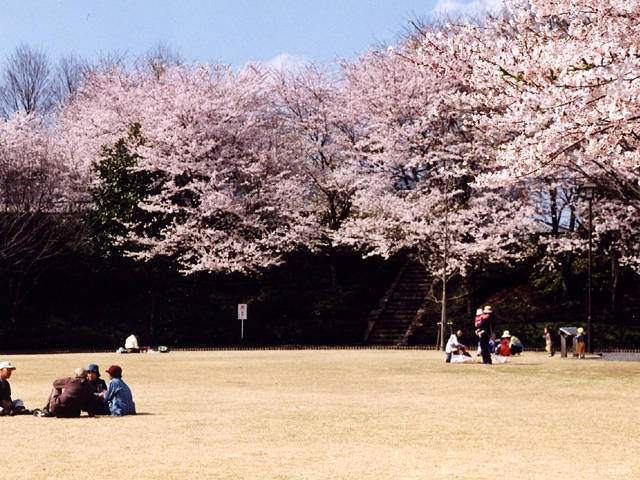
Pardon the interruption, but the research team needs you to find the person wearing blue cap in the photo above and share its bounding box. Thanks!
[86,364,109,415]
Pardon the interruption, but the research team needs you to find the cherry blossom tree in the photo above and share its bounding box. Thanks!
[459,0,640,281]
[272,65,360,238]
[0,114,86,323]
[58,64,316,274]
[8,0,635,306]
[333,32,537,346]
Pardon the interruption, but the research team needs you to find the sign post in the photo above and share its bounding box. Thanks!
[238,303,248,340]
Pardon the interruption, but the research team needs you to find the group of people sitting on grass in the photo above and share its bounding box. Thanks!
[0,361,135,418]
[488,330,524,357]
[445,314,524,363]
[116,333,169,355]
[446,329,524,362]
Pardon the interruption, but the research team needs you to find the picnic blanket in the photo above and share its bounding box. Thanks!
[450,354,508,364]
[451,354,479,363]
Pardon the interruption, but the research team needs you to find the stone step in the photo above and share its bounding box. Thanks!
[364,259,429,346]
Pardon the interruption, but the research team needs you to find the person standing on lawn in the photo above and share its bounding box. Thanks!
[543,325,555,357]
[576,327,586,359]
[475,306,493,364]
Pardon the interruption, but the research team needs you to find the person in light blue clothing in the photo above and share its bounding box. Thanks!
[98,365,136,416]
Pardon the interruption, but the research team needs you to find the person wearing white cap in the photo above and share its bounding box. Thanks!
[0,361,26,415]
[496,331,512,356]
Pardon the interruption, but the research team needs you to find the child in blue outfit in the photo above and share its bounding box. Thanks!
[98,365,136,416]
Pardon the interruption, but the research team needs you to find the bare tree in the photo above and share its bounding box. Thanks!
[137,42,184,79]
[0,44,53,118]
[52,53,92,104]
[94,51,129,71]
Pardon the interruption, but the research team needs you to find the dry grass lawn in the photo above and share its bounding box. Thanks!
[2,349,639,479]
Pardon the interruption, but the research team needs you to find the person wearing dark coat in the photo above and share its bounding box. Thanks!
[475,306,494,364]
[86,363,110,415]
[41,367,94,418]
[0,361,21,415]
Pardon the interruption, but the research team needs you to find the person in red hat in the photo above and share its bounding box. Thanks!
[98,365,136,416]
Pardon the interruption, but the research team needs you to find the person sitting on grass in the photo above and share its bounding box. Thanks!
[496,331,512,356]
[86,363,110,415]
[36,367,94,418]
[445,330,470,362]
[98,365,136,416]
[509,334,524,355]
[0,361,29,415]
[124,333,140,353]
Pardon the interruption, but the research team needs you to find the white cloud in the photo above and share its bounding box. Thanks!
[433,0,505,17]
[264,53,310,73]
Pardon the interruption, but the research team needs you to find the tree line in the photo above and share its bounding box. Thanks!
[1,0,639,350]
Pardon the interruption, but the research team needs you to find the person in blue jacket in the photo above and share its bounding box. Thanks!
[98,365,136,416]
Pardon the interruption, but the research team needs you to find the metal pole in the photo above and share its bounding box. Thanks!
[587,196,592,353]
[440,271,446,351]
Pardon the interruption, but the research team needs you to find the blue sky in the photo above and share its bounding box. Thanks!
[0,0,502,68]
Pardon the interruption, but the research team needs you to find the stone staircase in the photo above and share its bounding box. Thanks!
[363,259,431,345]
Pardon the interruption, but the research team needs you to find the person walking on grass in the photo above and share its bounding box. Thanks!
[98,365,136,416]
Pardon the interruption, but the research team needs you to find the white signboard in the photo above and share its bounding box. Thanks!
[238,303,248,340]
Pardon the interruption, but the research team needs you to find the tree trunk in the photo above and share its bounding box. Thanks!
[611,251,620,312]
[440,272,447,351]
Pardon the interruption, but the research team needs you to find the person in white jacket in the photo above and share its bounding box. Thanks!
[445,330,469,362]
[124,333,140,353]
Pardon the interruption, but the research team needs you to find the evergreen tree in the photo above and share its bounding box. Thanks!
[89,122,160,256]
